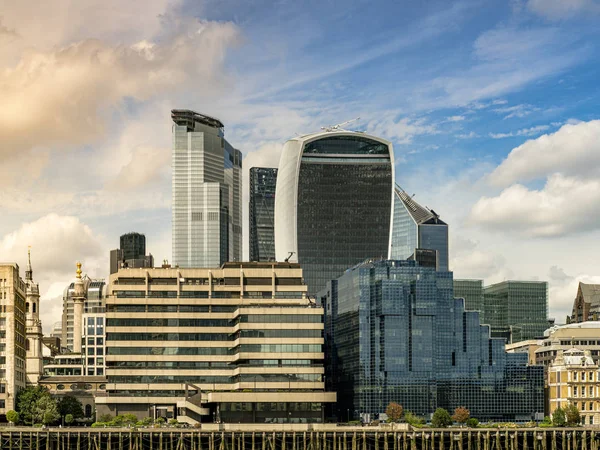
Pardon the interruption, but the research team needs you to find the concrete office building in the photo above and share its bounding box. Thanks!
[110,232,154,275]
[171,110,242,268]
[484,281,549,343]
[61,279,106,352]
[96,262,335,424]
[249,167,277,262]
[320,259,544,423]
[390,186,449,271]
[275,130,394,296]
[0,263,28,415]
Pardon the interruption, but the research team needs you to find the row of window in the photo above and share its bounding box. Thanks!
[107,359,319,369]
[107,315,322,328]
[108,374,320,384]
[106,330,322,342]
[107,345,322,356]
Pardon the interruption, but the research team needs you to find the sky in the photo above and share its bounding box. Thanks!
[0,0,599,332]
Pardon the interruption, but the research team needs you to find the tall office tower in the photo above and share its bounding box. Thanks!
[171,110,242,268]
[483,281,549,343]
[0,263,28,413]
[24,249,44,385]
[390,186,449,271]
[275,131,394,296]
[570,282,600,323]
[61,279,106,351]
[454,279,484,312]
[109,232,154,274]
[96,262,335,424]
[320,260,544,423]
[249,167,277,262]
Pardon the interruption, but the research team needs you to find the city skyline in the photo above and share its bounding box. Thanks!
[0,0,599,331]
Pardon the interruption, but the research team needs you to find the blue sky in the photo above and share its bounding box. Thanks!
[0,0,599,329]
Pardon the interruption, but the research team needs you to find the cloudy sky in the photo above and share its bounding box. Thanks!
[1,0,599,332]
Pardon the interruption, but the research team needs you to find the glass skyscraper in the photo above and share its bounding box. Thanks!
[171,110,242,268]
[275,131,394,296]
[320,260,544,422]
[483,281,549,343]
[249,167,277,262]
[390,187,449,271]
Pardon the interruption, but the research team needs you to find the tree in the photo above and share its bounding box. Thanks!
[65,414,74,425]
[432,408,452,428]
[34,395,60,425]
[452,407,470,425]
[58,396,84,420]
[385,402,404,422]
[564,404,581,426]
[16,386,57,425]
[6,410,19,425]
[552,407,566,427]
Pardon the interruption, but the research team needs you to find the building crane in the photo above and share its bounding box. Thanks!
[321,117,361,132]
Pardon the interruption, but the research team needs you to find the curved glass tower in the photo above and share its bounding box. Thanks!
[275,131,394,296]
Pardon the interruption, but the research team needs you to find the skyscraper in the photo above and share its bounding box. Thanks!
[275,131,394,296]
[109,232,154,274]
[171,109,242,268]
[249,167,277,262]
[61,279,106,352]
[390,186,449,271]
[320,260,544,423]
[483,281,549,343]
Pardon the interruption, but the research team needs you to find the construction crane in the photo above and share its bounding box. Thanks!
[321,117,361,132]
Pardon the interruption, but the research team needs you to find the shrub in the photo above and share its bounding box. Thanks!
[553,407,566,427]
[65,414,74,425]
[564,404,581,426]
[452,407,470,425]
[466,418,479,428]
[404,411,426,427]
[6,410,19,424]
[385,402,403,422]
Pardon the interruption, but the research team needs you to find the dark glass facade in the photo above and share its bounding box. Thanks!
[483,281,549,343]
[321,260,544,422]
[249,167,277,262]
[454,279,484,312]
[297,136,392,296]
[120,233,146,261]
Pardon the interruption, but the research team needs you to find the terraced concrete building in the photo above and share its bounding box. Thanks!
[97,262,335,424]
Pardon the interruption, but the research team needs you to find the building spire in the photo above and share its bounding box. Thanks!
[25,246,33,281]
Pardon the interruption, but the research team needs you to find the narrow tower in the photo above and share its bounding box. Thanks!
[25,247,44,384]
[72,262,86,354]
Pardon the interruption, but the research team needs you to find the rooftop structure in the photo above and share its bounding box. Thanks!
[570,282,600,323]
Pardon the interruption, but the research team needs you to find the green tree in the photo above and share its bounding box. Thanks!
[432,408,452,428]
[58,396,84,420]
[65,414,74,425]
[552,407,566,427]
[385,402,404,422]
[564,404,581,426]
[6,410,19,425]
[34,395,60,425]
[452,407,470,425]
[16,386,57,425]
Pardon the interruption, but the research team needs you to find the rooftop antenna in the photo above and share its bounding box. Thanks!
[321,117,360,132]
[285,252,295,263]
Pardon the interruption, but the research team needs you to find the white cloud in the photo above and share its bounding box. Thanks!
[493,103,539,119]
[446,115,465,122]
[456,131,479,139]
[366,114,437,144]
[451,236,514,282]
[470,174,600,237]
[527,0,600,20]
[0,214,106,332]
[488,120,600,186]
[489,125,550,139]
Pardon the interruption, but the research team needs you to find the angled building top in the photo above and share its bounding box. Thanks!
[171,109,224,130]
[394,186,446,225]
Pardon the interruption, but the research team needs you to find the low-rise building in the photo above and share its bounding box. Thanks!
[570,282,600,324]
[96,262,336,424]
[548,348,600,425]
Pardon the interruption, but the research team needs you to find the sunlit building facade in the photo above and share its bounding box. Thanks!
[171,110,242,268]
[275,131,394,296]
